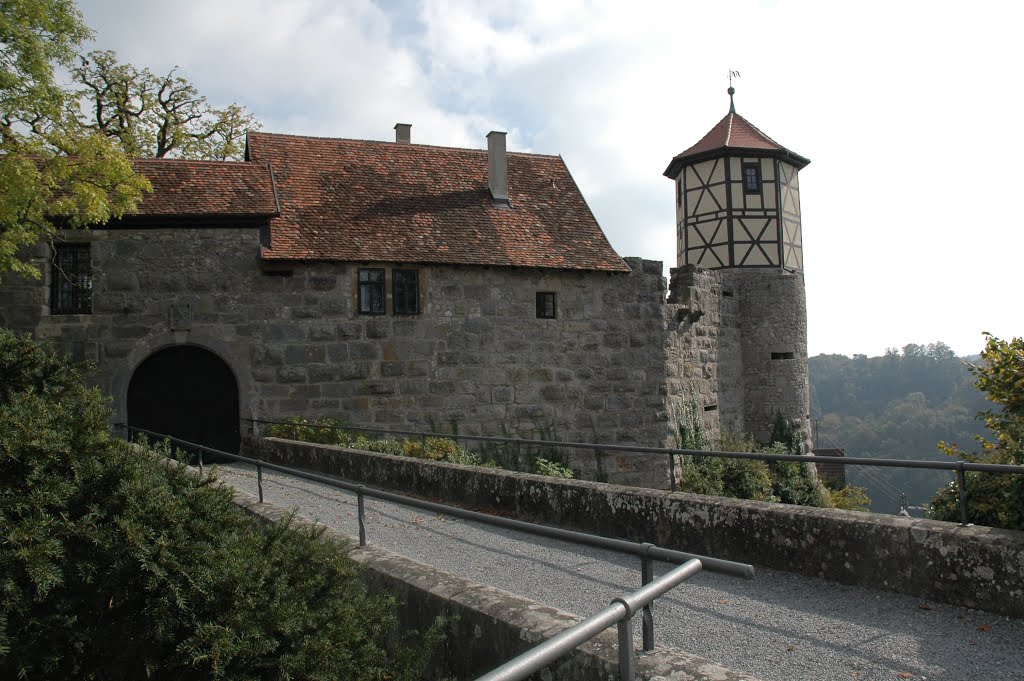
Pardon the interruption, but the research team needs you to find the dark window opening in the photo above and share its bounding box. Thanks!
[771,351,795,360]
[742,163,761,194]
[50,243,92,314]
[703,404,718,412]
[358,268,385,315]
[393,269,419,315]
[536,292,556,319]
[722,289,734,298]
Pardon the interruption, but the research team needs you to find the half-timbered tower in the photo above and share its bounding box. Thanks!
[664,88,813,449]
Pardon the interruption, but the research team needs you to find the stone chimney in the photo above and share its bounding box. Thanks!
[394,123,411,144]
[486,131,509,207]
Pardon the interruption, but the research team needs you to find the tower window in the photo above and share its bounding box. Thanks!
[358,268,385,315]
[536,292,556,319]
[50,243,92,315]
[742,163,761,194]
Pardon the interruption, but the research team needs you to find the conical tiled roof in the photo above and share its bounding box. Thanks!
[664,108,809,178]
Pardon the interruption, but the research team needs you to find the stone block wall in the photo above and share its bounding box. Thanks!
[0,226,812,464]
[0,229,728,462]
[667,265,811,449]
[724,269,811,448]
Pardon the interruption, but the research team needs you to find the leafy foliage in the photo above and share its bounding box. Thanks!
[0,330,439,680]
[266,417,495,469]
[929,334,1024,529]
[533,457,575,479]
[810,342,988,512]
[69,50,260,161]
[672,392,709,451]
[678,429,866,510]
[1,0,149,280]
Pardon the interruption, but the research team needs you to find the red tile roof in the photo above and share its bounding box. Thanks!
[245,132,629,272]
[129,158,278,216]
[664,112,809,178]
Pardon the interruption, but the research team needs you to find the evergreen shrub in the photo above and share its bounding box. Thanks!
[0,330,438,680]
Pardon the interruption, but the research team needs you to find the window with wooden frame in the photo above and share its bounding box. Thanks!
[742,162,761,194]
[357,268,385,315]
[392,269,420,315]
[536,292,556,319]
[50,243,92,315]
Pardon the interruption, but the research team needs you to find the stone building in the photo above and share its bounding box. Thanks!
[0,91,812,484]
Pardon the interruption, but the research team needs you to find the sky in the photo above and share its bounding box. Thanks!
[73,0,1023,358]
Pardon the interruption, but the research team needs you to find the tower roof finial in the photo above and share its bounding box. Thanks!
[728,69,740,114]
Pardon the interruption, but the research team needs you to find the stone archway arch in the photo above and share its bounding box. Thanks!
[115,335,249,454]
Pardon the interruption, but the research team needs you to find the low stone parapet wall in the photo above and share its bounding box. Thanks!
[244,436,1024,618]
[229,485,760,680]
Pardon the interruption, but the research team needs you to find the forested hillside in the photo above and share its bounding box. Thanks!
[809,343,988,513]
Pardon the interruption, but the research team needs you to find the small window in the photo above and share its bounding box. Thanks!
[392,269,419,315]
[358,268,385,315]
[536,292,556,319]
[771,351,795,360]
[50,243,92,315]
[742,163,761,194]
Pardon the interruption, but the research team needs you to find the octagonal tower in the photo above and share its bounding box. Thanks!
[664,87,812,449]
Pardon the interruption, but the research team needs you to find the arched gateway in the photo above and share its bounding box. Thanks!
[127,345,240,454]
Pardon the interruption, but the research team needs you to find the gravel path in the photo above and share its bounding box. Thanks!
[212,463,1024,681]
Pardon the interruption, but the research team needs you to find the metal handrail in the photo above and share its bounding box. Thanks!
[475,559,704,681]
[116,425,754,658]
[247,417,1024,526]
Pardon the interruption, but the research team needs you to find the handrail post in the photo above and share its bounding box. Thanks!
[667,451,676,490]
[640,543,655,651]
[357,485,367,547]
[957,462,969,526]
[198,447,204,474]
[257,463,264,503]
[421,431,427,454]
[616,616,636,681]
[515,436,522,472]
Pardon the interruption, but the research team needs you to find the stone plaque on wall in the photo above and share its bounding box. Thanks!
[169,304,192,331]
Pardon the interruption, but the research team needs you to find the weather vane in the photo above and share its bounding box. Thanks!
[728,70,740,113]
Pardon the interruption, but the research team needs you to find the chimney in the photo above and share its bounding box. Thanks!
[394,123,411,144]
[487,131,509,207]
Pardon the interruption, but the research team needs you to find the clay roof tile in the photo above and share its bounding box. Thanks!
[246,132,629,272]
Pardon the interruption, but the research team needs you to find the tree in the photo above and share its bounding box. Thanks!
[0,0,148,280]
[929,333,1024,529]
[70,49,260,161]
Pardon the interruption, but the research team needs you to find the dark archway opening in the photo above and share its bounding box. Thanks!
[127,345,240,455]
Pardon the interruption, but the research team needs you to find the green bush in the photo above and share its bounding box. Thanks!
[678,430,867,509]
[0,331,438,680]
[273,419,491,468]
[533,457,575,479]
[266,416,352,446]
[929,334,1024,529]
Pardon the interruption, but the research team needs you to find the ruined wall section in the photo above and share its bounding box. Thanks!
[664,266,731,445]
